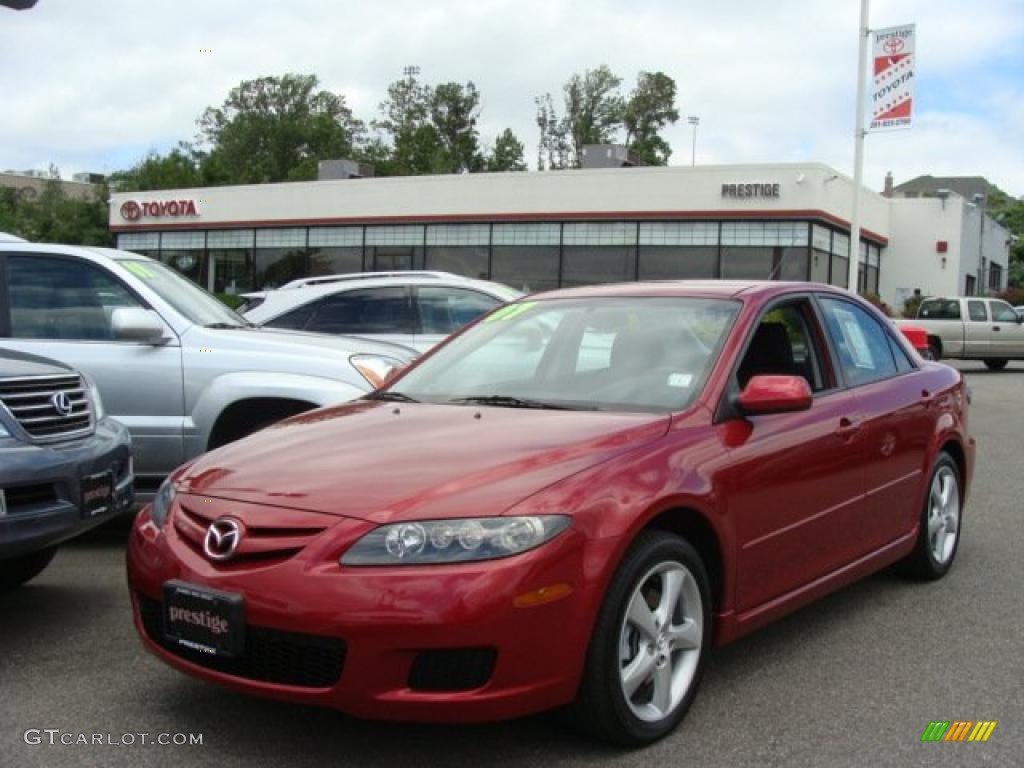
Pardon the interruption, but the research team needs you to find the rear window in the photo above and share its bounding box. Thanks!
[918,299,960,320]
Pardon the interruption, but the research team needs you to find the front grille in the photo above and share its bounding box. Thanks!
[137,593,346,688]
[0,374,92,440]
[408,648,497,692]
[174,502,328,566]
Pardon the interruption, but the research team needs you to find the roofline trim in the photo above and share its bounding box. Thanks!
[111,209,889,245]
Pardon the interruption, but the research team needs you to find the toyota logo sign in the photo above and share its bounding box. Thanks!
[204,517,244,561]
[120,200,142,221]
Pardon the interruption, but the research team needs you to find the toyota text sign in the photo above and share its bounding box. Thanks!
[870,24,915,131]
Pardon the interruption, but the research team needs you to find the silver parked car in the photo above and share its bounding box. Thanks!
[0,243,416,495]
[241,272,523,353]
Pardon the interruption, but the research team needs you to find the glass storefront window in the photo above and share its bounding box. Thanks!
[561,222,636,286]
[491,246,560,293]
[777,246,810,281]
[366,226,424,271]
[830,256,849,288]
[310,247,363,275]
[425,224,491,279]
[721,247,773,279]
[206,229,254,294]
[637,246,717,279]
[811,248,830,284]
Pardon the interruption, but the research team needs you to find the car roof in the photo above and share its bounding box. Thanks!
[249,273,520,306]
[531,280,845,301]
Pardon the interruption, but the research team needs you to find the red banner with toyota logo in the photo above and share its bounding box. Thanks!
[870,24,915,131]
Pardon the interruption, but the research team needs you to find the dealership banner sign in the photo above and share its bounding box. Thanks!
[870,24,915,131]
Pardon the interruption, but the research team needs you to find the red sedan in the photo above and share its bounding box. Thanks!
[126,281,974,746]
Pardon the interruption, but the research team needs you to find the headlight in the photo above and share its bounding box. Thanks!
[84,375,105,421]
[149,477,176,529]
[340,515,571,566]
[350,354,406,389]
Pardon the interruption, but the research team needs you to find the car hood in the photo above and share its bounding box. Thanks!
[0,346,74,378]
[183,325,418,362]
[177,401,670,523]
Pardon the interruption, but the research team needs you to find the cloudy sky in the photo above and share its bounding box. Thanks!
[1,0,1022,194]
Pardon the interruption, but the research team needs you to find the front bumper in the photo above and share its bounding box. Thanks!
[126,499,611,722]
[0,419,134,559]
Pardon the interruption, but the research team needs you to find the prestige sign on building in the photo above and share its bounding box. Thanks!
[870,24,915,131]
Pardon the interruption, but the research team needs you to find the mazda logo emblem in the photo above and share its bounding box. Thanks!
[50,391,73,417]
[204,517,243,561]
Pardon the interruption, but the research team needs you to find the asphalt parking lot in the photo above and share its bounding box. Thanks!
[2,361,1021,768]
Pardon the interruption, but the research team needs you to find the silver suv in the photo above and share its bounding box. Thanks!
[241,272,522,353]
[0,243,416,495]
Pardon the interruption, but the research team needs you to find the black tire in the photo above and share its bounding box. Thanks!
[0,547,58,591]
[901,453,962,580]
[983,358,1008,371]
[573,532,711,747]
[928,342,942,362]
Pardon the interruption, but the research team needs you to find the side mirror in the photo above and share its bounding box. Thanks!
[736,375,812,416]
[111,307,167,344]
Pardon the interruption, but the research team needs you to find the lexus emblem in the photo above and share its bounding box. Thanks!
[50,391,73,417]
[120,200,142,221]
[204,517,243,561]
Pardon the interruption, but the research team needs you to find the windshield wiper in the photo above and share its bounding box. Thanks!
[365,391,420,403]
[447,395,586,411]
[204,322,250,329]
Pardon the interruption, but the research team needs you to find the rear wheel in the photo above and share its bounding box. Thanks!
[983,358,1008,371]
[574,532,711,746]
[0,547,58,591]
[901,453,962,580]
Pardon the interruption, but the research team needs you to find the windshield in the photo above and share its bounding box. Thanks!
[389,297,739,413]
[120,259,249,327]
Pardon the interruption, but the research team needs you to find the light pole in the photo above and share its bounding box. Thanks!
[687,116,700,166]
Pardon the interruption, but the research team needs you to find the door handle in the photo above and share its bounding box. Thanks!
[836,417,862,438]
[993,326,1001,332]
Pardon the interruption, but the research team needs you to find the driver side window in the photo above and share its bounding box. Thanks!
[737,301,827,392]
[7,255,144,341]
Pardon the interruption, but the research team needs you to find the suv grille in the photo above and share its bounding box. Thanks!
[0,374,92,440]
[137,593,346,688]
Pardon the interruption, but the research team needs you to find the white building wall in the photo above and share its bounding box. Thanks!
[958,203,1010,295]
[882,198,962,311]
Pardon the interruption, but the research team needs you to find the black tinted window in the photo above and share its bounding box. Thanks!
[819,297,898,386]
[306,287,413,335]
[8,255,143,340]
[265,303,315,331]
[968,300,988,322]
[416,287,501,335]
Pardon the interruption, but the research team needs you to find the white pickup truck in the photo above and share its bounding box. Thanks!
[897,296,1024,369]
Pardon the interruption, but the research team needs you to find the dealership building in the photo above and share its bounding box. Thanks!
[108,162,1010,309]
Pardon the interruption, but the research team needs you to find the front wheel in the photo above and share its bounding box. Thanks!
[983,358,1008,371]
[573,532,711,747]
[0,547,58,591]
[900,453,962,580]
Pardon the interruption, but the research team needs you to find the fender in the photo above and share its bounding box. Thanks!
[184,371,367,457]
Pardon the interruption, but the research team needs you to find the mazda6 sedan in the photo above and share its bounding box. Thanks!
[126,281,974,746]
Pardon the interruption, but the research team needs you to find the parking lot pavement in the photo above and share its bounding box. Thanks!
[2,361,1022,768]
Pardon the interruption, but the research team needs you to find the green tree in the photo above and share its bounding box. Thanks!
[107,144,203,192]
[623,71,679,165]
[485,128,527,172]
[430,81,483,173]
[0,177,111,246]
[536,66,679,169]
[372,66,443,175]
[197,73,365,183]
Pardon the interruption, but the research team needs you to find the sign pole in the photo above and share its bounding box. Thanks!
[848,0,870,295]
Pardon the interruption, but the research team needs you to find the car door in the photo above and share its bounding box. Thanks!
[987,300,1024,357]
[722,297,871,613]
[301,286,418,349]
[413,286,504,352]
[965,299,992,358]
[0,252,185,479]
[817,296,933,552]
